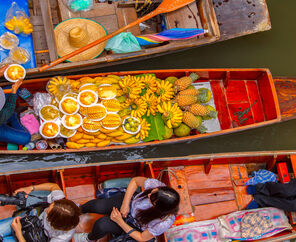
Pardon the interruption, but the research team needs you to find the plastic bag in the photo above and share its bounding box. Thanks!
[5,1,33,35]
[33,92,52,115]
[105,32,142,54]
[0,32,19,50]
[9,47,30,64]
[64,0,94,12]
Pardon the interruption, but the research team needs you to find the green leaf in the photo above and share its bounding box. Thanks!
[143,113,166,142]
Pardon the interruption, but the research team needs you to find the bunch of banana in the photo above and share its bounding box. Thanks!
[156,80,175,102]
[141,93,159,116]
[5,16,33,35]
[119,75,142,99]
[136,118,151,140]
[139,74,158,94]
[158,102,183,129]
[47,76,70,96]
[129,98,147,119]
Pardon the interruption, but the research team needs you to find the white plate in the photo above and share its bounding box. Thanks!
[4,64,26,82]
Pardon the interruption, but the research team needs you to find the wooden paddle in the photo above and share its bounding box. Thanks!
[39,0,195,72]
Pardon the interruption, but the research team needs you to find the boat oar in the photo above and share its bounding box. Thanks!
[39,0,195,72]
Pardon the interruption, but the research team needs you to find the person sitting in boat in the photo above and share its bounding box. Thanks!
[0,182,81,242]
[0,64,31,145]
[74,176,180,242]
[246,180,296,212]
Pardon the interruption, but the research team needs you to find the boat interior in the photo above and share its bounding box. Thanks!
[1,151,296,241]
[0,69,281,153]
[27,0,219,74]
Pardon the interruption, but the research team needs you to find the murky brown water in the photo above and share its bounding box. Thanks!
[1,0,296,172]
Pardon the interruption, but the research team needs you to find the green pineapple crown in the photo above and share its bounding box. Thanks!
[189,72,199,82]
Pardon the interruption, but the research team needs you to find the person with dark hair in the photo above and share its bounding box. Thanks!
[0,183,81,242]
[74,177,180,242]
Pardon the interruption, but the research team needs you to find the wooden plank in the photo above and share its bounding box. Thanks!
[39,0,58,61]
[185,165,233,190]
[116,6,141,36]
[210,80,232,130]
[194,200,238,221]
[190,187,235,205]
[168,167,193,214]
[213,0,271,40]
[66,184,95,201]
[81,3,116,18]
[165,2,201,29]
[274,78,296,121]
[57,0,81,21]
[246,80,266,123]
[90,15,119,34]
[185,165,235,205]
[230,164,252,210]
[290,155,296,178]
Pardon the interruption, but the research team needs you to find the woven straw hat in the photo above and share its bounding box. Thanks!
[54,18,107,62]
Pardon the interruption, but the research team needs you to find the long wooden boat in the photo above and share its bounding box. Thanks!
[1,150,296,241]
[0,68,284,154]
[23,0,270,77]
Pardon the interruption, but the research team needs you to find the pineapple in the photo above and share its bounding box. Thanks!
[183,112,207,133]
[189,103,217,118]
[176,95,197,107]
[175,73,199,91]
[179,88,199,96]
[183,112,201,129]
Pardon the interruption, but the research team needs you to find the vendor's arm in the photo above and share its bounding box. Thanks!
[120,177,147,217]
[0,79,23,125]
[11,217,26,242]
[14,183,61,195]
[111,207,154,242]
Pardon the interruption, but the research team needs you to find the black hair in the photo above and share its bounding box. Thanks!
[135,186,180,226]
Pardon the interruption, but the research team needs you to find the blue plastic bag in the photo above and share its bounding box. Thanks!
[105,32,141,54]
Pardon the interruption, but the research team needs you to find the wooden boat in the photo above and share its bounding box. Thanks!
[1,150,296,241]
[24,0,270,77]
[0,68,283,154]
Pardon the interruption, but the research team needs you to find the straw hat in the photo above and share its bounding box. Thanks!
[54,18,107,62]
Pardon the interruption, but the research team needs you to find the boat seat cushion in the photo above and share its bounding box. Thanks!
[103,178,141,193]
[103,178,132,189]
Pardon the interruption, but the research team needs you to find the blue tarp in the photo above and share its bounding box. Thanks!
[0,0,36,69]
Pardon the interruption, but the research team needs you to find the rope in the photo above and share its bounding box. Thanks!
[157,168,179,183]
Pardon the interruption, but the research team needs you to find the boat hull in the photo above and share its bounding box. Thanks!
[0,68,281,154]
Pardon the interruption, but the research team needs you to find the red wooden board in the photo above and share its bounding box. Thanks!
[246,80,265,123]
[185,165,235,206]
[257,72,278,120]
[168,167,193,215]
[210,80,232,130]
[194,200,238,221]
[225,80,249,103]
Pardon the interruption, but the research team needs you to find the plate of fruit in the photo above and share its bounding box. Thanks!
[122,117,141,135]
[4,64,26,82]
